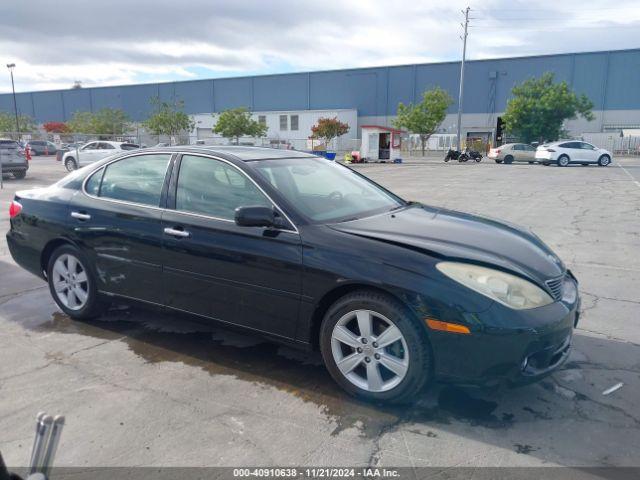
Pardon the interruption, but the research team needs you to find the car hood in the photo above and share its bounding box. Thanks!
[328,204,565,285]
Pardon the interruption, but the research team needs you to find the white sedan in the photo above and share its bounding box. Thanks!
[535,140,612,167]
[61,141,140,171]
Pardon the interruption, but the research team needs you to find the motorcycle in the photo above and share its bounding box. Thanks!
[444,149,483,163]
[468,150,483,162]
[444,149,469,162]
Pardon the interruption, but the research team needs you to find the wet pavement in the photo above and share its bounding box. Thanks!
[1,156,639,467]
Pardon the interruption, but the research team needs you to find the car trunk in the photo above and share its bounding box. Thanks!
[0,141,26,166]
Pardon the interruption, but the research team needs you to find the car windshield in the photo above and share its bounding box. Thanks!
[251,157,404,223]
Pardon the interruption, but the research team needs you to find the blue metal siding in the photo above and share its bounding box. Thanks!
[91,87,123,111]
[31,91,64,121]
[605,50,640,110]
[175,79,214,114]
[1,49,638,123]
[214,77,252,111]
[61,89,92,119]
[253,73,308,111]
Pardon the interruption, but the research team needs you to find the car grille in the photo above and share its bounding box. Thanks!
[545,276,564,301]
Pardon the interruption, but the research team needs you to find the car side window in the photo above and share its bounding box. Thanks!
[85,168,104,195]
[97,154,171,206]
[580,142,595,150]
[100,142,116,150]
[82,143,96,151]
[175,155,271,220]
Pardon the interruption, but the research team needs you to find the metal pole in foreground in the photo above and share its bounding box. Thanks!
[456,7,470,151]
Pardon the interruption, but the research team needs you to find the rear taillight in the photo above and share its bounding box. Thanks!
[495,149,501,154]
[9,200,22,218]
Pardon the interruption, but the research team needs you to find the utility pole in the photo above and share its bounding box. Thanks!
[456,7,470,151]
[6,63,19,139]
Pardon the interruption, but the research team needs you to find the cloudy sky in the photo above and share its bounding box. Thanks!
[1,0,639,93]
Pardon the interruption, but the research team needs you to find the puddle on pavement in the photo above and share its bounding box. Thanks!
[8,298,520,438]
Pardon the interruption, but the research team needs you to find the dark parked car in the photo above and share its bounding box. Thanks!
[6,146,580,402]
[26,140,58,156]
[0,139,28,179]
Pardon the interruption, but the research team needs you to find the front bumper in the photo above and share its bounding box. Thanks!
[431,277,580,388]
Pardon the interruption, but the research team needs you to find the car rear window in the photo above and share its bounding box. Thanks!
[120,143,140,150]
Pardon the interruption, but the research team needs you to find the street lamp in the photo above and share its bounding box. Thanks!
[6,63,19,138]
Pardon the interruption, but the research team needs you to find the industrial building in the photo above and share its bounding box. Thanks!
[1,48,639,147]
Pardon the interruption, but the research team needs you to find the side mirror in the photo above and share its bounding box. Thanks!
[235,205,275,228]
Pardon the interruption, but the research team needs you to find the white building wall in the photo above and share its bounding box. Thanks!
[190,109,358,146]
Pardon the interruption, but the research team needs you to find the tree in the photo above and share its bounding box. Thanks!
[502,72,594,144]
[67,111,96,133]
[67,108,130,135]
[310,117,350,150]
[213,107,267,145]
[393,87,452,155]
[43,121,70,133]
[92,108,131,135]
[144,98,195,144]
[0,112,36,133]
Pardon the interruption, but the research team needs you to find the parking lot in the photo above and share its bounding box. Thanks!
[1,156,639,468]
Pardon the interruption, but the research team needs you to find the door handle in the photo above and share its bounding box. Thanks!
[163,227,190,238]
[71,211,91,221]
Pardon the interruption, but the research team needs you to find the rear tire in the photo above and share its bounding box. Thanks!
[47,245,106,320]
[598,155,611,167]
[320,290,433,404]
[504,155,514,164]
[495,159,503,164]
[65,157,78,171]
[557,155,570,167]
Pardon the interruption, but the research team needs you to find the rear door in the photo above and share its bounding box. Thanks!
[95,142,118,161]
[162,153,303,339]
[68,152,174,304]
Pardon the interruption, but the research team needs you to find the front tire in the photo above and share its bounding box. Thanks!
[47,245,106,320]
[598,155,611,167]
[65,157,78,171]
[557,155,570,167]
[319,290,433,404]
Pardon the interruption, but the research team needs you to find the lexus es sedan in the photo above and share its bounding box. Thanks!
[535,141,612,167]
[61,141,140,171]
[488,143,537,164]
[6,146,580,403]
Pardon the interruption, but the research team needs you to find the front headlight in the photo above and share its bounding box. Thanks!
[436,262,554,310]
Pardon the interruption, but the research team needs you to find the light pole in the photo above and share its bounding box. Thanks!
[6,63,19,139]
[456,7,470,151]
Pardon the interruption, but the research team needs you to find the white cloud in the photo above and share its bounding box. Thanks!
[0,0,638,93]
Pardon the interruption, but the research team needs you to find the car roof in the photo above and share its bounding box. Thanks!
[144,145,318,161]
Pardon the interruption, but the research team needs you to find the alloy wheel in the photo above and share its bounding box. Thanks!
[330,309,409,392]
[52,253,89,310]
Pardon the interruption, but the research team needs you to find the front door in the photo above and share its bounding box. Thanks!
[162,154,303,339]
[578,142,599,163]
[68,153,173,304]
[367,133,379,160]
[78,142,101,166]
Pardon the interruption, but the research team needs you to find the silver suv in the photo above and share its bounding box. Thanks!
[0,139,28,179]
